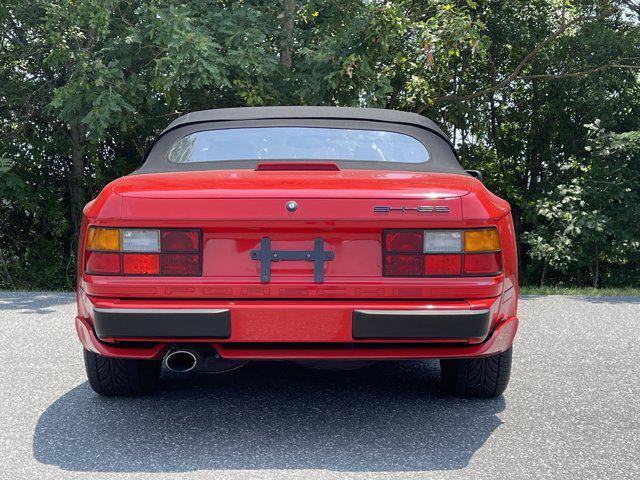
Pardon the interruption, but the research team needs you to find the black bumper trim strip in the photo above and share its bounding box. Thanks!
[93,308,231,339]
[352,309,491,340]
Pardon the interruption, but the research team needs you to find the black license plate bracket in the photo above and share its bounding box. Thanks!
[250,237,334,283]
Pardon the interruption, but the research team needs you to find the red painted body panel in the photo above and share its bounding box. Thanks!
[76,168,518,360]
[111,170,474,199]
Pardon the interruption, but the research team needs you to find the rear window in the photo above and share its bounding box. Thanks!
[167,127,430,164]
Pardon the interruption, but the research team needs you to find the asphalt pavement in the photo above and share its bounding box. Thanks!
[0,292,638,479]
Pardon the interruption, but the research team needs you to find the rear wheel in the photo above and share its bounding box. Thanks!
[440,347,512,398]
[83,349,161,396]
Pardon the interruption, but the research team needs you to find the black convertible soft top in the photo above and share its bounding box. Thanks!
[138,106,464,174]
[162,106,448,139]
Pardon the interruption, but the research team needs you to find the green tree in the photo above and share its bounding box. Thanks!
[526,126,640,287]
[1,0,639,289]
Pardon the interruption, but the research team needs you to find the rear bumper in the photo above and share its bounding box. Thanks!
[76,291,517,360]
[92,306,490,342]
[75,314,517,360]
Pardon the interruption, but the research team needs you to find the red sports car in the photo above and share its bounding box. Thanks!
[76,107,518,397]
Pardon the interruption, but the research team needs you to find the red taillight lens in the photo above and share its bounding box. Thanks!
[85,252,120,275]
[160,254,200,276]
[463,252,502,275]
[384,231,423,252]
[383,229,502,277]
[85,228,202,276]
[122,253,160,275]
[424,254,462,276]
[161,230,199,252]
[384,254,423,276]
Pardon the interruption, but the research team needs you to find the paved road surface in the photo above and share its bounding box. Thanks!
[0,292,638,479]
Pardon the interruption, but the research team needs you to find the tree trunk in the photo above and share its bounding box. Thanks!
[511,203,523,274]
[69,122,86,233]
[527,80,542,192]
[490,93,499,155]
[279,0,295,71]
[540,262,547,287]
[593,246,599,289]
[489,60,500,156]
[0,250,16,290]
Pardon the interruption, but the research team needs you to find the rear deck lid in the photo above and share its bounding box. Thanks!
[113,170,473,200]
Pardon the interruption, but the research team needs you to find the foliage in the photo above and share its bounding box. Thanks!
[0,0,639,289]
[525,126,640,287]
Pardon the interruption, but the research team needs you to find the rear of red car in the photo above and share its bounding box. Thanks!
[76,107,518,397]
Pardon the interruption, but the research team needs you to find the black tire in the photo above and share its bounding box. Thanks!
[440,347,513,398]
[83,349,161,396]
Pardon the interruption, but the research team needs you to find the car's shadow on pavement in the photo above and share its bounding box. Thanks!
[33,360,505,473]
[0,292,74,314]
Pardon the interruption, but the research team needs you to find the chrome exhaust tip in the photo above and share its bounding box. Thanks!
[165,350,198,373]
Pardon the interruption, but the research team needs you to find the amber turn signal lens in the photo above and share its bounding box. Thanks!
[86,227,120,251]
[463,229,500,252]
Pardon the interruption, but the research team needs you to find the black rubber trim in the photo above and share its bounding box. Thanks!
[352,310,491,340]
[93,309,231,339]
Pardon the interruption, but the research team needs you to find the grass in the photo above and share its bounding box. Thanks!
[520,286,640,296]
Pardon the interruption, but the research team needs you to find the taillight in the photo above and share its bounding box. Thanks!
[384,230,423,252]
[122,253,160,275]
[382,228,502,277]
[85,252,120,275]
[384,254,423,276]
[425,254,461,276]
[84,227,202,276]
[161,230,199,251]
[86,228,120,251]
[464,252,502,276]
[160,254,200,276]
